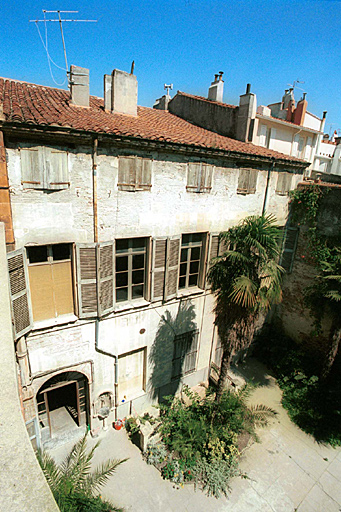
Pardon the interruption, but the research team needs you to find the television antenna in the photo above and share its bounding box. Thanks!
[287,79,305,93]
[30,10,97,87]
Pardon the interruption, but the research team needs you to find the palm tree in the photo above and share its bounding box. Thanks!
[37,434,127,512]
[208,214,283,401]
[309,248,341,380]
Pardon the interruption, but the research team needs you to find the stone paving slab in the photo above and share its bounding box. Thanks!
[49,359,341,512]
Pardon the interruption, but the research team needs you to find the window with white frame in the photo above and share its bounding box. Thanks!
[27,244,74,322]
[186,162,213,193]
[115,238,147,303]
[118,156,152,191]
[20,146,69,190]
[172,330,199,380]
[237,168,258,194]
[179,233,204,289]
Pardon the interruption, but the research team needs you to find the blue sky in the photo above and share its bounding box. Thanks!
[1,0,340,133]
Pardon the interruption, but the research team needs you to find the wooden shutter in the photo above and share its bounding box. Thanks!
[47,149,69,190]
[292,134,299,157]
[198,232,209,289]
[201,164,213,192]
[165,235,180,300]
[151,237,167,301]
[237,168,249,194]
[248,169,258,194]
[206,233,219,288]
[304,137,313,161]
[76,243,97,318]
[98,242,115,316]
[7,248,33,338]
[20,147,44,189]
[118,156,136,191]
[138,159,152,190]
[268,128,276,150]
[281,227,299,273]
[183,330,199,375]
[258,124,267,147]
[187,162,200,192]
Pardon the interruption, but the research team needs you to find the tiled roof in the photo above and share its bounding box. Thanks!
[257,112,321,132]
[0,78,304,163]
[175,91,238,109]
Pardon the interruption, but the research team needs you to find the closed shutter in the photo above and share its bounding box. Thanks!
[281,227,299,273]
[118,156,136,191]
[187,162,200,192]
[201,164,213,192]
[237,168,249,193]
[304,137,313,161]
[20,147,44,189]
[7,248,33,338]
[292,135,299,157]
[206,233,219,288]
[198,232,209,289]
[98,242,115,316]
[48,149,69,190]
[258,124,267,147]
[276,172,292,195]
[248,169,258,194]
[138,159,152,190]
[76,243,97,318]
[268,128,276,150]
[151,237,167,301]
[183,330,199,374]
[165,235,180,300]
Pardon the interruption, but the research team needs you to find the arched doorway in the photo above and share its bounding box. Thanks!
[36,371,89,443]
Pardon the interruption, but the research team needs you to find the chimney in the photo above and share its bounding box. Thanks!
[208,72,224,102]
[236,83,257,142]
[70,65,89,107]
[293,94,308,126]
[104,68,138,116]
[282,88,294,110]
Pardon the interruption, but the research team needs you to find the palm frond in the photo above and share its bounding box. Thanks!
[324,290,341,302]
[37,449,62,494]
[86,458,128,496]
[229,276,258,309]
[247,404,277,427]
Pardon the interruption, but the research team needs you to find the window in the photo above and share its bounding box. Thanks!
[172,330,199,380]
[258,124,271,148]
[186,162,213,193]
[115,238,147,303]
[179,233,203,289]
[276,172,292,195]
[27,244,74,322]
[118,156,152,191]
[20,146,69,190]
[118,348,146,401]
[237,168,258,194]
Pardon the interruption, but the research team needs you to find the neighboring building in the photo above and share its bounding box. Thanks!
[166,76,328,178]
[0,66,307,447]
[311,132,341,179]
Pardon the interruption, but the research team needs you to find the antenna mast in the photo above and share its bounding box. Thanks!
[30,10,97,87]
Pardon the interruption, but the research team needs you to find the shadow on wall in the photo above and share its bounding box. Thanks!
[148,299,197,402]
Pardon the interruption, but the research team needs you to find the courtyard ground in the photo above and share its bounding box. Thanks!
[50,358,341,512]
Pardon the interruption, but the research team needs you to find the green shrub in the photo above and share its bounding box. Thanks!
[145,442,168,466]
[125,416,140,436]
[193,457,241,499]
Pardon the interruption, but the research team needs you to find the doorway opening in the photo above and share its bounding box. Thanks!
[36,371,89,444]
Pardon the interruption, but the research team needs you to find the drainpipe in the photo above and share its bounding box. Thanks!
[262,159,275,215]
[92,138,98,243]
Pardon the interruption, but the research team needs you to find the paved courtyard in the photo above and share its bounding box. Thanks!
[50,359,341,512]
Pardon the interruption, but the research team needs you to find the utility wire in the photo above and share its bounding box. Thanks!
[35,14,67,86]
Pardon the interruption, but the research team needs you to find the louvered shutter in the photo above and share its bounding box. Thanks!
[276,172,292,195]
[304,137,312,161]
[151,237,167,301]
[76,243,98,318]
[258,124,267,147]
[268,128,276,150]
[201,164,213,192]
[20,147,44,189]
[139,159,152,190]
[198,232,209,289]
[248,169,258,194]
[118,156,136,191]
[165,236,180,300]
[184,330,199,374]
[237,168,249,193]
[98,242,115,316]
[206,233,219,288]
[47,149,69,190]
[292,135,299,157]
[187,163,200,192]
[7,248,33,338]
[280,227,299,273]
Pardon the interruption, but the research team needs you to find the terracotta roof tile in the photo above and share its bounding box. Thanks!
[176,91,238,109]
[0,77,304,163]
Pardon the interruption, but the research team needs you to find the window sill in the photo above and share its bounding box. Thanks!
[32,314,78,331]
[114,298,150,313]
[177,287,204,299]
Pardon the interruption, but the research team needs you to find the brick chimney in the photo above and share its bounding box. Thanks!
[70,65,90,107]
[208,72,224,102]
[104,69,137,116]
[293,93,308,126]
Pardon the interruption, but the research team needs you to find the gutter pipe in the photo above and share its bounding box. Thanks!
[262,159,275,215]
